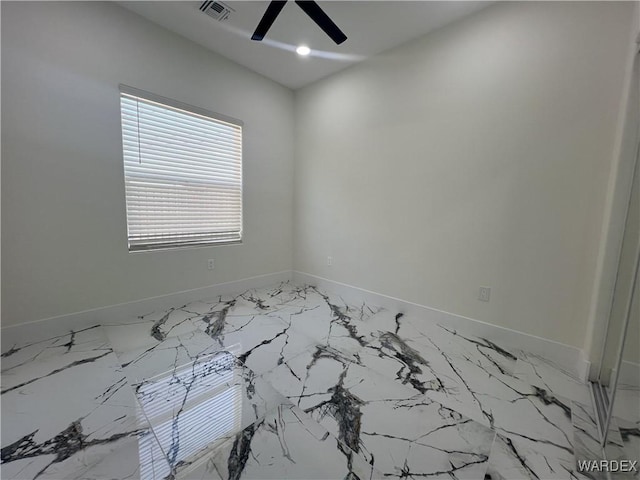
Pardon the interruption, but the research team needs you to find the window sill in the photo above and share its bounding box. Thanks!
[128,240,243,253]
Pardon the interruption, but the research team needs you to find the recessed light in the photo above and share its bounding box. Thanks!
[296,45,311,56]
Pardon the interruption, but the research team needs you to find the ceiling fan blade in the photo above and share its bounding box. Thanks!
[252,1,288,41]
[294,0,347,45]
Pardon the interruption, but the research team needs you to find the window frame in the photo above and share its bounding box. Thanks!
[119,85,244,253]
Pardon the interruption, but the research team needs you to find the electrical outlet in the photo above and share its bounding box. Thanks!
[207,259,215,270]
[327,256,332,266]
[478,286,491,302]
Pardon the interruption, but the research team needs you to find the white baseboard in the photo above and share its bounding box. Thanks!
[293,271,590,382]
[1,271,292,350]
[1,269,592,382]
[616,360,640,387]
[577,351,592,384]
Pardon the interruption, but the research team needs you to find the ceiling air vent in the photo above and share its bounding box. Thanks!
[199,1,233,22]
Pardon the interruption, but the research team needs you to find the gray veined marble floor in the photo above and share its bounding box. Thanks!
[1,282,637,479]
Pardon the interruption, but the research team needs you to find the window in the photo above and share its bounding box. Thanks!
[119,85,243,252]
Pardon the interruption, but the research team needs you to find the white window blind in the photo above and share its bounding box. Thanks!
[119,86,243,252]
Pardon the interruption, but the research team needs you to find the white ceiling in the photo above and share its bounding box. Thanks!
[120,1,490,89]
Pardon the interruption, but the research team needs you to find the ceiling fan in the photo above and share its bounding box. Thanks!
[252,0,347,45]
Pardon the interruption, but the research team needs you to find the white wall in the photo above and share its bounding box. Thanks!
[584,2,639,378]
[600,150,639,381]
[294,1,634,348]
[622,276,639,366]
[618,154,639,366]
[1,1,294,327]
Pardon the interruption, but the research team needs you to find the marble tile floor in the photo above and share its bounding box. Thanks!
[572,400,640,480]
[1,282,637,479]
